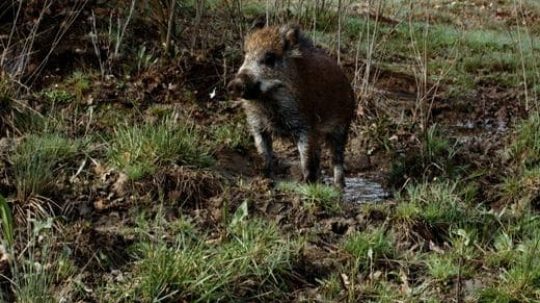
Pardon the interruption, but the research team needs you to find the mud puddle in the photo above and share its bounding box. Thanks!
[324,175,389,203]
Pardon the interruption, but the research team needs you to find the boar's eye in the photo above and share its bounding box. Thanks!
[262,52,277,67]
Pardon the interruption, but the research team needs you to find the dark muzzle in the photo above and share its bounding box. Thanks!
[227,73,261,99]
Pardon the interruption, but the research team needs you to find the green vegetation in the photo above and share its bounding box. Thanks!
[66,71,91,101]
[278,181,342,214]
[2,0,540,302]
[107,117,213,180]
[509,113,540,166]
[210,121,251,151]
[2,218,78,303]
[43,89,74,104]
[10,133,81,202]
[343,226,394,269]
[101,212,300,302]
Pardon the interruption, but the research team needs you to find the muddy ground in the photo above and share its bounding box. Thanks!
[1,0,540,302]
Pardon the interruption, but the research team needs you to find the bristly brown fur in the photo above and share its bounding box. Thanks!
[245,27,285,57]
[229,24,355,187]
[244,25,314,58]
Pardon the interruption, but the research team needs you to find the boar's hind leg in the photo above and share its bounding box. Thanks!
[327,129,347,188]
[297,133,321,183]
[252,129,273,178]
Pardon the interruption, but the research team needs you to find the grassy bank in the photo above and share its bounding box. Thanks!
[1,0,540,302]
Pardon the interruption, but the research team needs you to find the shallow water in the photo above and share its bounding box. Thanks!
[324,175,389,203]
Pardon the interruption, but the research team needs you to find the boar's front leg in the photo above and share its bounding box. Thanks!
[251,128,273,178]
[297,132,321,183]
[327,129,348,188]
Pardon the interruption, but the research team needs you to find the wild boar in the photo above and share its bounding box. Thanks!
[227,23,355,188]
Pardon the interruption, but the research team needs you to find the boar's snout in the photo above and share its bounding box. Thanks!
[227,78,245,98]
[227,73,261,99]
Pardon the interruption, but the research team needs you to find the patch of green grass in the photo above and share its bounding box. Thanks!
[0,194,14,251]
[405,181,466,226]
[395,180,501,245]
[463,29,513,52]
[210,122,251,151]
[499,175,522,204]
[500,115,540,207]
[106,215,300,302]
[241,2,266,17]
[342,14,540,96]
[10,133,81,202]
[66,71,90,101]
[424,125,457,163]
[421,230,477,283]
[479,212,540,301]
[513,213,540,241]
[508,113,540,167]
[42,88,74,104]
[393,199,422,225]
[476,287,516,303]
[485,231,518,268]
[361,280,404,303]
[481,237,540,302]
[107,116,213,180]
[278,181,342,214]
[4,218,79,303]
[342,226,394,269]
[316,273,343,302]
[425,253,461,282]
[461,52,519,73]
[134,46,158,73]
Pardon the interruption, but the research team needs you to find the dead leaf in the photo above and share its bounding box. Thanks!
[112,173,129,196]
[93,199,107,211]
[340,273,351,288]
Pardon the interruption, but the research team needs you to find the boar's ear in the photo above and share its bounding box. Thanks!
[249,17,266,31]
[280,24,301,50]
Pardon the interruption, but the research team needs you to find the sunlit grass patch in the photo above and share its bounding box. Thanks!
[107,117,213,180]
[278,181,342,214]
[404,182,466,226]
[10,133,81,202]
[316,273,343,302]
[1,216,80,303]
[499,175,523,205]
[508,113,540,167]
[363,280,405,303]
[105,215,300,302]
[499,114,540,207]
[479,236,540,302]
[392,198,422,230]
[42,88,74,104]
[342,226,394,269]
[485,231,516,268]
[392,181,500,248]
[425,253,460,282]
